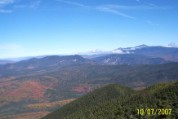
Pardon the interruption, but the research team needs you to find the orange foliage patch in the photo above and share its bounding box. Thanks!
[27,98,75,110]
[9,81,48,101]
[72,85,92,93]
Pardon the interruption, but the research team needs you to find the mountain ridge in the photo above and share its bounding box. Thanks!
[1,44,177,62]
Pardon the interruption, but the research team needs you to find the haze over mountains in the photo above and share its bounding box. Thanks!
[0,45,178,119]
[1,45,178,64]
[81,45,178,58]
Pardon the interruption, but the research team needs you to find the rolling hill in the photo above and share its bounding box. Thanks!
[42,81,178,119]
[0,55,94,77]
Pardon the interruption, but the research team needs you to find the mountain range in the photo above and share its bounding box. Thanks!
[0,45,178,119]
[1,44,178,64]
[82,45,178,61]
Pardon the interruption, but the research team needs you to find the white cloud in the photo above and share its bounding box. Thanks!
[57,0,169,20]
[96,6,134,19]
[99,4,170,11]
[0,0,15,13]
[57,0,134,19]
[0,0,43,14]
[57,0,89,8]
[0,0,14,5]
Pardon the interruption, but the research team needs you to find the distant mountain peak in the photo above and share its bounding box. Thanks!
[167,43,178,48]
[115,44,149,51]
[135,44,149,49]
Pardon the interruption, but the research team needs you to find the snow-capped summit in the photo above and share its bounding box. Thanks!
[113,44,150,54]
[112,48,131,54]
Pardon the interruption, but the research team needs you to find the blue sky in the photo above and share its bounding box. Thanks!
[0,0,178,58]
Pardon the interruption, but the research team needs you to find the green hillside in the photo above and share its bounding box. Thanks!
[42,81,178,119]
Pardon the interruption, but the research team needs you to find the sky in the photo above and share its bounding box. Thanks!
[0,0,178,58]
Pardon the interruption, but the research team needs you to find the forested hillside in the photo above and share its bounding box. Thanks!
[42,81,178,119]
